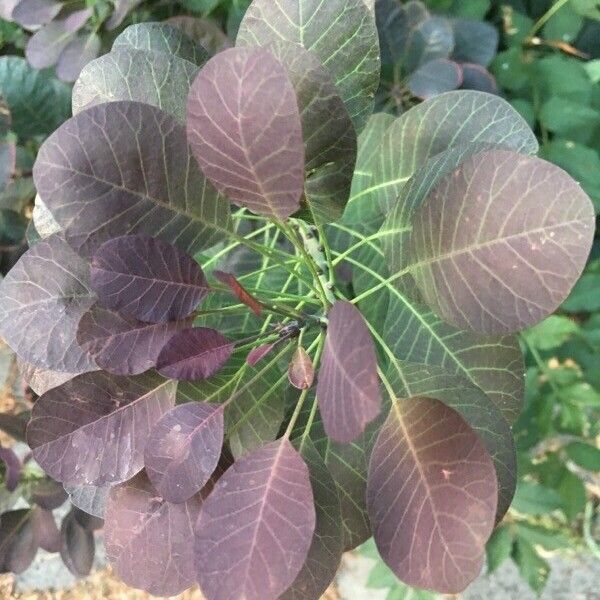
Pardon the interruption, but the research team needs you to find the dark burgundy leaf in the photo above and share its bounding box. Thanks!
[213,270,263,316]
[288,346,314,390]
[60,510,95,576]
[0,234,97,373]
[156,328,234,381]
[77,306,191,376]
[11,0,61,28]
[72,507,104,531]
[64,482,109,519]
[91,235,209,323]
[105,472,200,596]
[33,101,230,259]
[167,15,232,54]
[282,438,343,600]
[27,372,176,486]
[31,507,61,553]
[0,510,37,574]
[461,63,497,93]
[246,343,276,367]
[187,47,305,220]
[31,478,68,509]
[144,402,224,504]
[56,32,101,82]
[409,150,595,333]
[0,412,28,441]
[0,445,21,491]
[367,397,498,593]
[317,301,381,443]
[452,19,499,67]
[408,58,462,99]
[195,439,315,600]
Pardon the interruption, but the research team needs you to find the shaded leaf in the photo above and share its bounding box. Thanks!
[214,270,263,315]
[409,150,595,333]
[27,372,176,486]
[187,47,304,220]
[367,397,497,593]
[317,301,381,443]
[0,412,29,442]
[404,16,454,72]
[511,481,563,515]
[238,0,380,134]
[461,62,497,93]
[167,15,232,54]
[31,478,68,509]
[0,445,21,491]
[91,235,209,323]
[408,58,462,99]
[486,525,514,573]
[195,439,315,600]
[33,101,230,259]
[73,47,200,122]
[0,234,97,373]
[31,507,61,553]
[156,328,234,381]
[565,441,600,471]
[56,32,101,82]
[60,510,95,576]
[288,346,314,390]
[106,0,142,29]
[512,538,549,594]
[144,402,224,503]
[77,306,191,376]
[451,19,498,67]
[0,509,37,574]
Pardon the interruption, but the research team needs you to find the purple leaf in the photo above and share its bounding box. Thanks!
[64,482,109,519]
[144,403,224,504]
[452,19,499,67]
[72,506,104,531]
[246,343,276,367]
[31,478,68,509]
[0,445,21,491]
[56,32,101,82]
[33,101,230,259]
[367,397,498,593]
[25,22,73,70]
[213,270,263,316]
[317,301,381,443]
[408,58,462,99]
[0,234,97,373]
[409,149,595,333]
[77,306,191,376]
[0,412,29,442]
[195,439,315,600]
[91,235,209,323]
[27,372,176,486]
[288,346,314,390]
[31,507,61,553]
[156,328,234,381]
[0,510,37,574]
[105,472,200,596]
[187,47,305,220]
[60,510,95,576]
[62,7,92,32]
[461,63,497,93]
[11,0,62,28]
[18,361,77,395]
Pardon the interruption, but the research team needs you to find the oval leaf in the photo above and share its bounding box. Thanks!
[367,397,498,593]
[91,235,209,323]
[27,372,176,486]
[157,328,234,381]
[31,478,68,509]
[317,301,381,443]
[31,507,61,553]
[25,22,74,70]
[288,346,314,390]
[56,32,101,83]
[213,270,263,316]
[144,402,224,503]
[12,0,61,28]
[0,445,21,491]
[0,234,97,373]
[408,58,462,99]
[195,439,315,600]
[64,482,110,519]
[105,472,201,596]
[60,510,95,576]
[33,101,230,259]
[246,343,277,367]
[461,63,497,93]
[0,509,37,574]
[409,149,595,333]
[187,47,305,220]
[77,306,191,376]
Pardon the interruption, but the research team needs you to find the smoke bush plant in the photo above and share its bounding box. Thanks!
[0,0,595,597]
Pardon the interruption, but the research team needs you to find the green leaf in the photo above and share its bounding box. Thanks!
[514,522,571,551]
[503,10,533,47]
[565,441,600,471]
[511,481,563,515]
[491,47,532,92]
[584,59,600,83]
[0,209,27,246]
[0,57,71,139]
[512,538,550,594]
[563,272,600,313]
[524,316,580,350]
[450,0,490,19]
[509,99,536,128]
[534,54,593,103]
[237,0,380,134]
[539,96,600,142]
[571,0,600,20]
[557,469,586,520]
[486,525,514,573]
[543,3,584,42]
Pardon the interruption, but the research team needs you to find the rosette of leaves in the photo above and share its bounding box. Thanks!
[375,0,499,111]
[0,2,596,597]
[3,0,149,82]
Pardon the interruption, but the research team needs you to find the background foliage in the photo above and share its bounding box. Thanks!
[0,0,598,597]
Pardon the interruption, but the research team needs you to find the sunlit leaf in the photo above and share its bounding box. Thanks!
[27,372,176,486]
[144,402,224,503]
[11,0,61,28]
[187,47,305,220]
[25,22,74,70]
[195,439,315,600]
[288,346,314,390]
[64,482,109,519]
